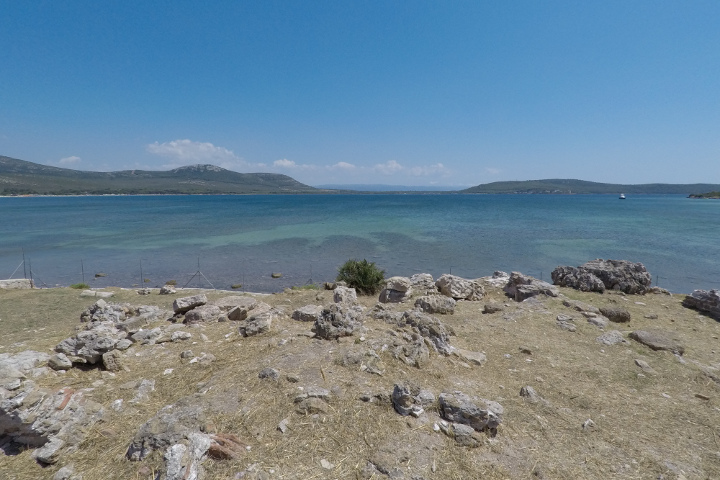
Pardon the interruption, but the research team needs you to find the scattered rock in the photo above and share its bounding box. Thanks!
[391,383,435,417]
[551,266,606,293]
[452,348,487,366]
[629,330,685,355]
[402,310,453,355]
[159,285,176,295]
[519,385,547,404]
[173,294,208,314]
[102,349,124,372]
[482,302,504,314]
[333,286,357,304]
[599,306,631,323]
[480,271,510,288]
[560,259,652,294]
[258,368,279,380]
[239,310,279,337]
[414,295,456,314]
[503,272,559,302]
[184,305,222,324]
[435,274,484,300]
[596,330,628,346]
[378,276,413,303]
[292,305,322,322]
[409,273,436,292]
[438,391,503,435]
[586,315,610,329]
[48,353,73,371]
[55,322,128,365]
[634,358,656,374]
[562,299,600,314]
[312,303,363,340]
[126,403,207,461]
[682,289,720,320]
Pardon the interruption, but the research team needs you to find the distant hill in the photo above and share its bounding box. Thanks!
[0,156,320,195]
[689,191,720,199]
[461,179,720,195]
[314,184,462,192]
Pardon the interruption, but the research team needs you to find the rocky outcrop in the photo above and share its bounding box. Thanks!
[312,303,363,340]
[682,289,720,320]
[599,306,631,323]
[480,271,510,288]
[0,278,33,289]
[173,294,208,314]
[551,266,606,293]
[435,274,484,301]
[503,272,559,301]
[238,309,281,337]
[414,295,456,314]
[126,403,208,461]
[184,305,222,324]
[553,259,652,294]
[438,391,503,436]
[333,286,357,304]
[292,305,322,322]
[409,273,436,293]
[55,322,128,365]
[391,383,435,417]
[378,276,413,303]
[401,310,453,355]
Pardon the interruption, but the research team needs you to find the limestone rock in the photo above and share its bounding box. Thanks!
[503,272,559,302]
[586,315,610,329]
[391,383,435,417]
[402,310,453,355]
[682,289,720,320]
[212,296,258,314]
[481,271,511,288]
[409,273,436,292]
[629,330,685,355]
[184,305,221,324]
[551,266,605,293]
[392,335,430,368]
[159,285,176,295]
[599,306,631,323]
[596,330,628,346]
[435,274,484,300]
[555,259,652,294]
[102,350,124,372]
[414,295,456,314]
[0,278,33,289]
[333,286,357,304]
[562,299,600,314]
[452,348,487,366]
[238,310,277,337]
[127,403,207,461]
[173,295,207,314]
[292,305,322,322]
[48,353,73,371]
[482,302,504,314]
[312,304,363,340]
[55,322,128,365]
[378,276,413,303]
[438,391,503,435]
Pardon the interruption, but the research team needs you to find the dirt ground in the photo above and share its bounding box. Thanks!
[1,280,719,480]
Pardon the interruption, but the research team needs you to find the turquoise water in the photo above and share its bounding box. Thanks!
[1,194,718,293]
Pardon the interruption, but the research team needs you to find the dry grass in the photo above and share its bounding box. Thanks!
[1,284,720,479]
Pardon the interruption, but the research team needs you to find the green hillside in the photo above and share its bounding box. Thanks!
[0,156,320,195]
[461,179,720,195]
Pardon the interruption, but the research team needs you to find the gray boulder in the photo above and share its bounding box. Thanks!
[503,272,559,301]
[378,276,413,303]
[159,285,176,295]
[333,286,357,304]
[551,266,606,293]
[184,305,221,324]
[596,330,628,346]
[435,274,484,300]
[391,383,435,417]
[414,295,456,314]
[292,305,322,322]
[312,304,363,340]
[599,306,631,323]
[438,392,503,435]
[682,289,720,320]
[402,310,453,355]
[409,273,436,292]
[629,330,685,355]
[392,335,430,368]
[173,295,207,314]
[212,296,258,314]
[127,402,207,461]
[238,310,278,337]
[55,322,128,365]
[48,353,73,371]
[555,259,652,294]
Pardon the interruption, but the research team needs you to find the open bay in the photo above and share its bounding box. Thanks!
[2,194,718,294]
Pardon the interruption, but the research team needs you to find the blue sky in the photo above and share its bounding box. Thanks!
[1,1,718,187]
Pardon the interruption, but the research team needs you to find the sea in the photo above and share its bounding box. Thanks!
[1,194,718,294]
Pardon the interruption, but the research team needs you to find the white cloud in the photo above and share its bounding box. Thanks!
[272,158,317,170]
[372,160,449,177]
[329,161,356,170]
[373,160,404,175]
[147,139,248,169]
[485,167,501,175]
[408,163,447,176]
[59,155,81,165]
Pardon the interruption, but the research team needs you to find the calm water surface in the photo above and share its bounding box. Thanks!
[1,194,718,293]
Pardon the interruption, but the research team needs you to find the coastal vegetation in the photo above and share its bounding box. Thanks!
[688,191,720,199]
[336,258,385,294]
[461,179,720,195]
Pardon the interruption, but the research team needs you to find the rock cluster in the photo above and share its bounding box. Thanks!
[503,272,559,301]
[682,289,720,320]
[552,259,652,294]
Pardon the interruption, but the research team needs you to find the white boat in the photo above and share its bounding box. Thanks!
[619,193,626,199]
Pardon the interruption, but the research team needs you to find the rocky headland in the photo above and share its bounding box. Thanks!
[1,260,720,479]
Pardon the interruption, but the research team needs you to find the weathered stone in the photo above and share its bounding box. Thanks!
[131,328,162,345]
[414,295,456,314]
[586,315,610,329]
[102,350,124,372]
[162,432,211,480]
[482,302,504,314]
[402,310,453,355]
[562,299,600,314]
[435,274,484,300]
[0,278,33,289]
[173,295,207,314]
[634,358,656,374]
[159,285,176,295]
[48,353,73,371]
[682,289,720,320]
[503,272,559,301]
[481,271,511,288]
[258,368,279,380]
[551,266,605,293]
[130,379,156,404]
[292,305,322,322]
[629,330,685,355]
[599,306,631,323]
[519,385,545,404]
[32,437,65,464]
[312,304,362,340]
[452,348,486,366]
[81,289,115,298]
[447,422,483,447]
[206,433,246,460]
[596,330,628,346]
[212,296,258,313]
[333,286,357,304]
[55,323,128,364]
[409,273,435,292]
[239,310,279,337]
[392,336,430,368]
[171,331,192,342]
[556,259,652,294]
[295,397,328,415]
[184,305,221,324]
[127,403,207,461]
[391,383,434,417]
[438,392,503,435]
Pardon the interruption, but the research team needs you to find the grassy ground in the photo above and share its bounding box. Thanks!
[1,284,719,479]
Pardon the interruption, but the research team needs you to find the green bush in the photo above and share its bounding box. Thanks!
[70,283,90,290]
[336,259,385,295]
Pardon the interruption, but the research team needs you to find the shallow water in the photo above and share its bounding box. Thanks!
[2,194,718,293]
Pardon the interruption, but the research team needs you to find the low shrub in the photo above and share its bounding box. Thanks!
[70,283,90,290]
[336,259,385,295]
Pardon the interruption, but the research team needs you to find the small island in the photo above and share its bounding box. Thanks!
[689,191,720,199]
